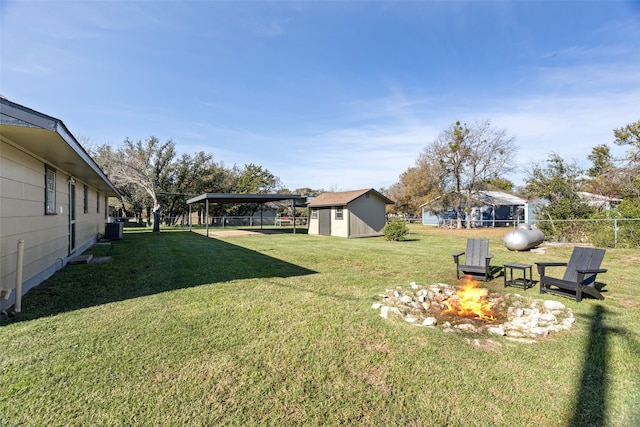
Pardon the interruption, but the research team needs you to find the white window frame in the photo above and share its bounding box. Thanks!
[45,165,56,215]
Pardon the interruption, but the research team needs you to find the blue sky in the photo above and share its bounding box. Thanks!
[2,1,639,192]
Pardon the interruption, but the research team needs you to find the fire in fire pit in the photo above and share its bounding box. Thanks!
[373,281,576,341]
[442,275,496,321]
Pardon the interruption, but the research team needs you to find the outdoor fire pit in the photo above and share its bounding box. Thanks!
[373,276,575,342]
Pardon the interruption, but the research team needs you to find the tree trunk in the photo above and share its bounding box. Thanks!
[153,210,160,232]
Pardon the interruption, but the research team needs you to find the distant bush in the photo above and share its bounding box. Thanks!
[384,220,409,241]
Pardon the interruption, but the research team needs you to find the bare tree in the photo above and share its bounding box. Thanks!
[96,136,175,232]
[421,120,518,228]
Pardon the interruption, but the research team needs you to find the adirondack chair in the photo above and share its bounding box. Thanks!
[536,247,607,302]
[452,238,494,281]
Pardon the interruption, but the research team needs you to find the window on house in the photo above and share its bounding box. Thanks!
[45,165,56,214]
[104,196,108,220]
[311,209,318,219]
[335,207,343,220]
[83,185,89,213]
[97,192,100,213]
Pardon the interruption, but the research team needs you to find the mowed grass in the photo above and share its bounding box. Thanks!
[1,226,638,426]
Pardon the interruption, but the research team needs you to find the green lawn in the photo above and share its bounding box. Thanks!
[1,226,638,426]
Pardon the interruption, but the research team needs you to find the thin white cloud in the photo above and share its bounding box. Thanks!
[255,20,287,37]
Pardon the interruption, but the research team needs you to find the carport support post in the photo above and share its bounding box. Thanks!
[205,199,209,237]
[189,204,192,231]
[291,199,296,234]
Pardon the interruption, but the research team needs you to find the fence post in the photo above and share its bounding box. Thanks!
[614,218,618,248]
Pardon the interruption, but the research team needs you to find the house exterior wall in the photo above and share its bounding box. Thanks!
[422,204,528,227]
[348,194,386,237]
[0,138,104,305]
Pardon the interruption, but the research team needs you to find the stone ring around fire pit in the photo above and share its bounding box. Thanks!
[372,282,575,342]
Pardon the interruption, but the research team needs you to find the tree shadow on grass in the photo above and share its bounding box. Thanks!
[569,304,628,427]
[2,230,317,325]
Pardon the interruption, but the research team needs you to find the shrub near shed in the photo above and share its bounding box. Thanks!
[383,219,409,241]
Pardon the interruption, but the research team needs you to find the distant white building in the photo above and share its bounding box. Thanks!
[577,192,622,211]
[421,190,528,227]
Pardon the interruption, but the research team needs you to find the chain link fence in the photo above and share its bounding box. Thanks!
[113,215,309,228]
[399,217,640,248]
[529,218,640,248]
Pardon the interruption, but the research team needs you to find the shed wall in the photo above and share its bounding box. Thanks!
[348,194,386,237]
[308,208,320,235]
[331,207,349,237]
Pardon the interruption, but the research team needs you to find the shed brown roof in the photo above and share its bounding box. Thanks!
[307,188,394,207]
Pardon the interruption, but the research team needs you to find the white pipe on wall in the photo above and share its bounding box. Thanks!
[15,239,24,313]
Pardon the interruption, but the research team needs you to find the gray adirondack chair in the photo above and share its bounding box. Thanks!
[536,247,607,302]
[452,238,494,281]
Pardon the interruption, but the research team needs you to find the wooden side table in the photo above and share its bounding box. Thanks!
[504,263,534,290]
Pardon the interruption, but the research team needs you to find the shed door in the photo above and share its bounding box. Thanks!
[319,208,331,236]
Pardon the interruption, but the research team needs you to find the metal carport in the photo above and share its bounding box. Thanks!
[186,193,307,237]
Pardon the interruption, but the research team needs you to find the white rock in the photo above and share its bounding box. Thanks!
[526,320,540,330]
[371,303,382,310]
[511,316,526,326]
[400,295,413,304]
[422,317,438,327]
[410,282,420,289]
[405,316,417,324]
[540,312,557,323]
[487,326,506,336]
[455,323,479,333]
[529,327,549,336]
[506,330,526,338]
[543,300,566,311]
[380,306,389,318]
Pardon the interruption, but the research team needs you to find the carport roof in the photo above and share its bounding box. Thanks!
[186,193,306,205]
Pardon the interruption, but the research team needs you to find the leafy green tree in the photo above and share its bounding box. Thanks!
[225,163,282,216]
[524,153,595,240]
[479,177,514,192]
[587,144,614,178]
[612,119,640,199]
[584,144,626,199]
[161,152,229,225]
[613,119,640,155]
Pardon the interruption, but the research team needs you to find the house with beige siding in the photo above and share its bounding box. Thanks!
[307,188,394,238]
[0,97,120,312]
